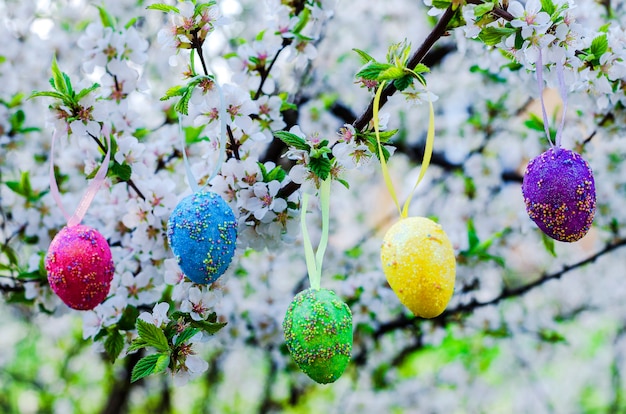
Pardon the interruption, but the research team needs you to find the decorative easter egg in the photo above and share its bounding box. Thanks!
[167,191,237,284]
[381,216,456,319]
[283,288,353,384]
[45,224,115,310]
[522,147,596,242]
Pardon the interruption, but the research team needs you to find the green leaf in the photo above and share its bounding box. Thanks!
[136,319,170,352]
[412,63,430,74]
[189,319,227,335]
[153,353,170,374]
[538,328,567,344]
[175,328,200,346]
[117,305,140,331]
[378,66,405,81]
[469,65,506,83]
[393,75,414,92]
[124,17,138,30]
[540,0,556,16]
[127,338,148,353]
[28,91,67,101]
[184,125,206,144]
[265,165,287,183]
[542,232,557,257]
[75,83,100,101]
[96,5,116,28]
[478,26,516,46]
[161,85,186,101]
[364,135,391,162]
[432,0,451,8]
[292,7,311,34]
[590,34,608,59]
[467,218,480,251]
[524,112,545,132]
[62,72,74,98]
[7,92,25,108]
[50,55,66,94]
[274,131,310,151]
[337,178,350,189]
[146,3,180,13]
[474,2,495,17]
[109,162,132,183]
[376,129,399,141]
[132,128,150,139]
[6,172,31,199]
[174,88,193,115]
[280,101,297,112]
[104,330,125,362]
[1,244,19,267]
[131,353,166,383]
[9,110,25,132]
[353,48,375,64]
[194,1,218,16]
[308,156,331,180]
[344,246,362,258]
[524,113,556,142]
[464,176,476,199]
[356,62,395,81]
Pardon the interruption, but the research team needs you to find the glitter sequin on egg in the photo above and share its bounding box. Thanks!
[45,224,115,311]
[283,288,353,384]
[167,191,237,285]
[381,216,456,319]
[522,147,596,242]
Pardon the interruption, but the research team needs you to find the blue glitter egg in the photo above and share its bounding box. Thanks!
[167,191,237,284]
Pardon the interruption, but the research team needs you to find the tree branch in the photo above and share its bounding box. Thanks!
[374,237,626,338]
[352,6,458,131]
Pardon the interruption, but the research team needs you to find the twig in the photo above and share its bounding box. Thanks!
[352,6,458,132]
[254,41,290,101]
[87,132,146,200]
[374,237,626,337]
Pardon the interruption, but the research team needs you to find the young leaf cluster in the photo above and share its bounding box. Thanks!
[128,310,226,383]
[274,131,333,181]
[29,56,100,118]
[354,40,430,92]
[161,75,215,116]
[459,218,511,267]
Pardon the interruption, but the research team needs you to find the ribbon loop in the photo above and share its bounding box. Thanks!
[49,129,112,227]
[300,178,331,290]
[179,76,228,194]
[536,49,568,149]
[373,75,436,219]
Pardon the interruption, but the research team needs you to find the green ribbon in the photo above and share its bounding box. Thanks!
[300,178,331,290]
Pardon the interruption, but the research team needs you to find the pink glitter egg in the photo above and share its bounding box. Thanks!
[45,224,115,310]
[522,147,596,242]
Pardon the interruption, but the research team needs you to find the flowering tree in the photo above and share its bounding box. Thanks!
[2,0,626,412]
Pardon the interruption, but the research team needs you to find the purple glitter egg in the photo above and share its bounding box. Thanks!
[522,147,596,242]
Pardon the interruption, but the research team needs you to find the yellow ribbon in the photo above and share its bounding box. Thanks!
[373,75,435,219]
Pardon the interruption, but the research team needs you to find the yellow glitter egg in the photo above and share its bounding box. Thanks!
[381,216,456,318]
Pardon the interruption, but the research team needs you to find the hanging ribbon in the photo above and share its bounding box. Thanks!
[373,74,436,219]
[536,49,569,149]
[178,76,228,193]
[300,178,331,290]
[49,128,111,227]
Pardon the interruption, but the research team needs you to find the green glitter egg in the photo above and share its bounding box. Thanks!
[283,288,353,384]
